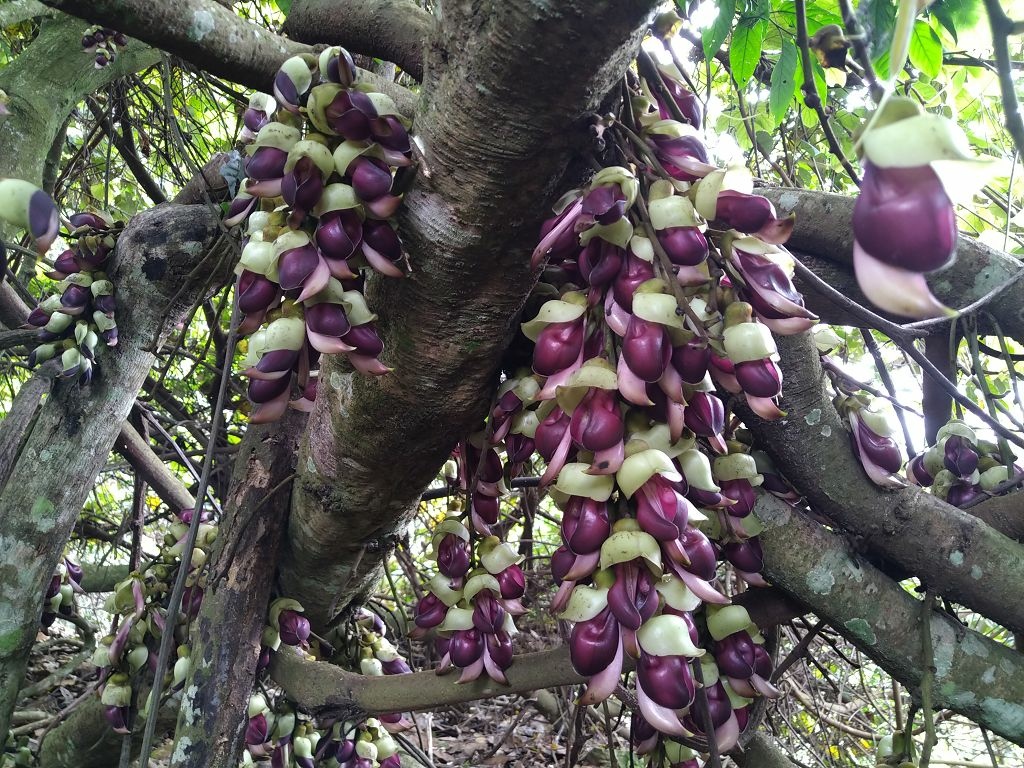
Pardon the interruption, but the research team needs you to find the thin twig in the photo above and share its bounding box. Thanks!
[919,592,938,767]
[982,0,1024,160]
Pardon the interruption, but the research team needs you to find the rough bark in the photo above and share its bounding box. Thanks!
[282,0,433,80]
[741,331,1024,634]
[0,204,228,736]
[968,492,1024,542]
[39,0,414,112]
[170,410,306,768]
[0,372,53,491]
[279,0,662,632]
[755,493,1024,746]
[760,188,1024,342]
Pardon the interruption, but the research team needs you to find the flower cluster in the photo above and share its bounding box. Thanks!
[243,694,404,768]
[93,508,215,733]
[39,557,84,630]
[224,48,412,422]
[348,608,413,732]
[412,442,526,685]
[81,26,128,68]
[26,211,121,383]
[907,419,1022,506]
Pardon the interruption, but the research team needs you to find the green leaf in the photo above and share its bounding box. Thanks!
[930,0,982,42]
[274,0,292,14]
[909,20,943,78]
[703,0,737,60]
[769,39,798,125]
[865,0,897,60]
[730,16,767,88]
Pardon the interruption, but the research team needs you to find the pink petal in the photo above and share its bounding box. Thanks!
[853,243,954,319]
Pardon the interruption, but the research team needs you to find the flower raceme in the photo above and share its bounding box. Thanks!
[224,47,412,422]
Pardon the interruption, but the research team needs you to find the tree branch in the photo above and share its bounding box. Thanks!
[113,421,195,512]
[741,331,1024,635]
[38,0,414,113]
[756,493,1024,747]
[279,0,662,630]
[983,0,1024,160]
[282,0,434,81]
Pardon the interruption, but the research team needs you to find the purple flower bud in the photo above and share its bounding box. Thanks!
[649,133,711,182]
[570,388,623,452]
[449,628,485,667]
[569,606,619,676]
[637,478,689,541]
[946,481,983,507]
[578,238,624,288]
[361,220,405,277]
[325,90,378,141]
[322,48,356,86]
[562,497,611,555]
[437,533,471,578]
[370,116,412,156]
[637,652,696,710]
[238,270,281,315]
[907,453,934,487]
[505,433,535,465]
[472,492,499,527]
[536,407,571,461]
[60,284,91,315]
[246,146,289,180]
[853,414,903,475]
[305,302,351,345]
[282,156,325,216]
[341,322,384,357]
[350,157,394,201]
[672,341,710,385]
[853,162,956,273]
[729,247,817,333]
[28,189,59,253]
[52,249,81,278]
[414,592,447,629]
[277,242,326,294]
[679,526,717,580]
[533,320,584,376]
[719,478,756,517]
[723,537,763,573]
[582,185,627,225]
[607,563,658,630]
[657,81,703,128]
[734,358,782,398]
[278,609,311,647]
[496,564,526,599]
[27,306,50,327]
[487,630,514,669]
[472,591,506,634]
[658,227,708,266]
[623,316,671,382]
[382,657,412,675]
[714,191,791,241]
[316,209,363,265]
[245,713,269,745]
[714,631,756,679]
[103,705,130,734]
[613,252,656,310]
[683,391,724,438]
[943,435,978,479]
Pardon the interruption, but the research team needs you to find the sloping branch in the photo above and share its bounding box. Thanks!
[0,204,230,737]
[278,0,662,631]
[755,493,1024,747]
[742,331,1024,635]
[282,0,434,81]
[114,421,196,512]
[760,187,1024,342]
[38,0,414,113]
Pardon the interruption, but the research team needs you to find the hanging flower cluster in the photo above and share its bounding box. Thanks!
[81,26,128,68]
[907,419,1023,506]
[39,557,84,630]
[92,507,215,734]
[26,211,121,383]
[411,440,526,684]
[224,47,412,422]
[348,608,413,733]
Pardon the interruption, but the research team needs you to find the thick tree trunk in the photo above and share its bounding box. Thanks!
[280,0,662,631]
[0,204,228,736]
